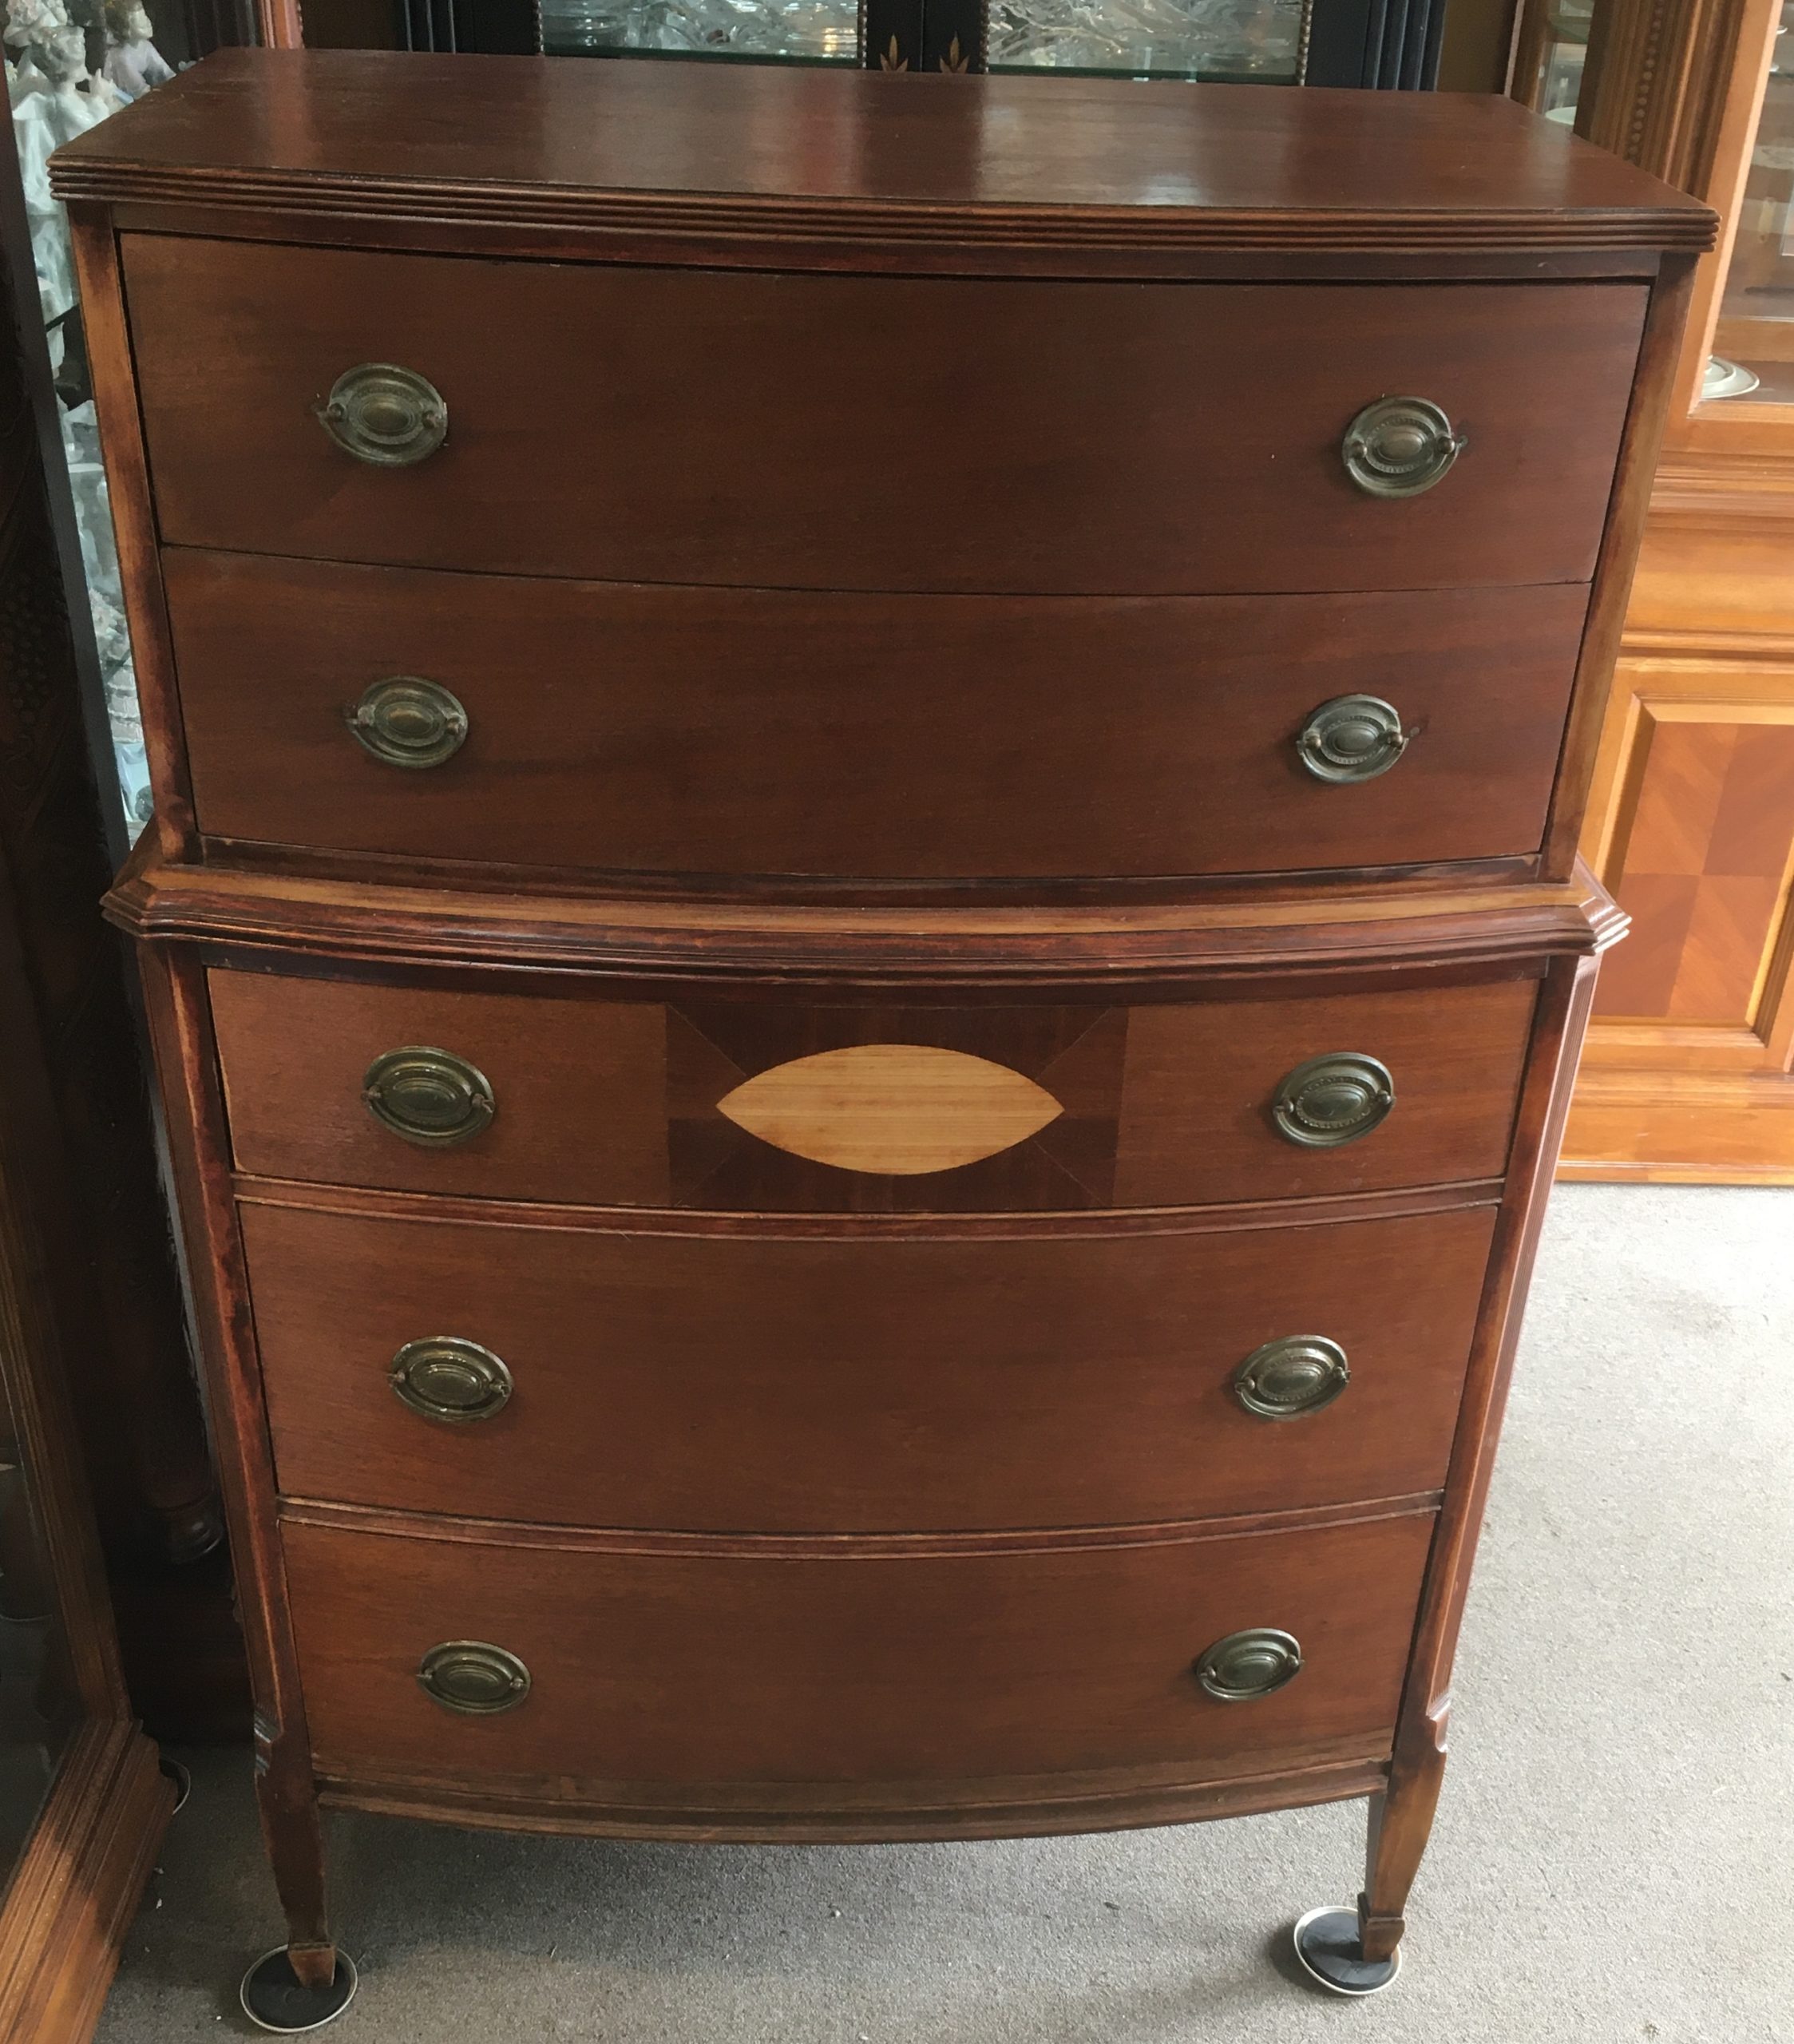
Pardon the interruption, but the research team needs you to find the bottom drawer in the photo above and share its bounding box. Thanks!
[285,1510,1432,1798]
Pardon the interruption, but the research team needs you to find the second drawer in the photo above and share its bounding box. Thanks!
[167,553,1592,884]
[243,1198,1495,1531]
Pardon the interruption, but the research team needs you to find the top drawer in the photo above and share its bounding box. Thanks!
[122,236,1646,596]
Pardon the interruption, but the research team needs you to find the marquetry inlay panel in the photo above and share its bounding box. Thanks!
[715,1044,1063,1176]
[667,1004,1127,1213]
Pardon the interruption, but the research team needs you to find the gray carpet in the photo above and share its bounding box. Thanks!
[97,1185,1794,2041]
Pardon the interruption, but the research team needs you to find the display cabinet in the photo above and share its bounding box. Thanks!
[1511,0,1593,116]
[0,208,177,2018]
[1,0,243,1730]
[311,0,1445,86]
[1560,0,1794,1179]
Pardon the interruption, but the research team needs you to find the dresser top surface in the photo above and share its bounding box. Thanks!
[53,49,1712,259]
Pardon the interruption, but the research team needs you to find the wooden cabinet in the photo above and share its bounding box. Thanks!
[1557,0,1794,1180]
[51,49,1709,2025]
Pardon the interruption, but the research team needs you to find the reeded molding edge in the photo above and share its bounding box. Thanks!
[47,161,1717,259]
[105,854,1628,985]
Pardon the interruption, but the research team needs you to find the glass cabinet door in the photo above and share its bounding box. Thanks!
[524,0,1444,85]
[539,0,861,64]
[980,0,1305,84]
[1511,0,1594,121]
[1709,1,1794,402]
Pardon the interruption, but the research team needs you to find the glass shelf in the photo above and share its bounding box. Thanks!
[985,0,1305,84]
[540,0,859,61]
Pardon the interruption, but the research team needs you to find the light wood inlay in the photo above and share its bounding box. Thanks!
[715,1044,1062,1175]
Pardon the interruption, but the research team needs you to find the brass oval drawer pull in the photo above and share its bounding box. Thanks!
[362,1045,495,1148]
[418,1641,530,1715]
[1194,1628,1303,1702]
[1296,695,1408,784]
[390,1337,513,1424]
[347,676,468,770]
[1341,396,1464,498]
[316,362,448,467]
[1271,1052,1394,1149]
[1232,1336,1350,1420]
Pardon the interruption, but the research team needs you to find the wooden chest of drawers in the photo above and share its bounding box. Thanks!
[52,50,1711,2027]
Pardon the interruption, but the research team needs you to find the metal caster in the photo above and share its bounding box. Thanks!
[1292,1906,1402,1998]
[159,1757,192,1814]
[240,1947,358,2033]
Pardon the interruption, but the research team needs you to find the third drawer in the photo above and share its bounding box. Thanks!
[211,969,1539,1210]
[243,1195,1495,1530]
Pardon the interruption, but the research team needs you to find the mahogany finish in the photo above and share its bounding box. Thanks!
[52,49,1709,2013]
[126,240,1645,596]
[244,1194,1495,1531]
[282,1507,1436,1790]
[168,555,1594,883]
[208,968,1536,1210]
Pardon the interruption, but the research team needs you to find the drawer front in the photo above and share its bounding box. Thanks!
[212,971,1537,1210]
[244,1199,1494,1531]
[285,1511,1433,1787]
[170,553,1591,882]
[126,236,1645,594]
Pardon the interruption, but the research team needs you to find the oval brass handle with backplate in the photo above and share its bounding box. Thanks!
[346,676,468,770]
[390,1337,513,1424]
[1194,1628,1304,1702]
[1341,396,1464,498]
[417,1641,531,1715]
[1270,1052,1395,1150]
[362,1046,495,1148]
[1232,1336,1351,1420]
[315,362,448,467]
[1295,695,1408,784]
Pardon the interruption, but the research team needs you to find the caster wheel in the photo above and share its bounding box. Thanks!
[240,1947,358,2033]
[1292,1907,1401,1998]
[159,1758,192,1815]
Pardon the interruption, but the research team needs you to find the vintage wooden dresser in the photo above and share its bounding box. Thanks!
[52,51,1712,2030]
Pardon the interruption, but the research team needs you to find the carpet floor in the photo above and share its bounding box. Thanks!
[94,1184,1794,2042]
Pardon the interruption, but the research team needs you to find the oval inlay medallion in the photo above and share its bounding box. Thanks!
[716,1044,1063,1175]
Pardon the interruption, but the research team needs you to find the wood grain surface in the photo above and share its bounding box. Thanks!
[166,553,1594,882]
[283,1507,1435,1790]
[209,971,1537,1211]
[125,238,1647,595]
[48,52,1714,267]
[243,1194,1495,1531]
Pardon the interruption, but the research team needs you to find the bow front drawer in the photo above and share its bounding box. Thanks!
[284,1509,1434,1800]
[208,968,1536,1210]
[168,553,1591,882]
[244,1198,1494,1531]
[124,236,1645,593]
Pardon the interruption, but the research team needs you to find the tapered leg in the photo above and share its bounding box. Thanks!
[240,1713,358,2032]
[1293,1700,1447,1997]
[1357,1698,1448,1965]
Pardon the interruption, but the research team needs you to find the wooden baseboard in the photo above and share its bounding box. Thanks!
[0,1718,174,2044]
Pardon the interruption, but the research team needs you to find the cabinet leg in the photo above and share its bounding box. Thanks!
[1293,1700,1447,1998]
[240,1716,358,2032]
